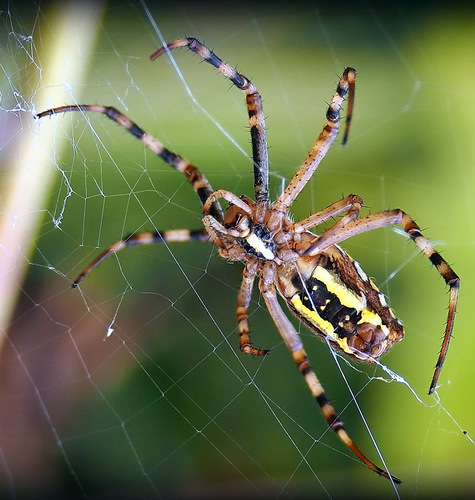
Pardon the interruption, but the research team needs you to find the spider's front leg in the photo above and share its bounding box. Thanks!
[151,37,269,203]
[35,105,224,221]
[258,262,401,484]
[273,67,356,215]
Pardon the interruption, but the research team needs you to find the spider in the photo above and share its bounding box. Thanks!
[36,37,459,484]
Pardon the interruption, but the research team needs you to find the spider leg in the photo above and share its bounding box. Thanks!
[303,209,459,395]
[72,229,209,287]
[151,38,269,203]
[237,260,270,356]
[258,262,401,484]
[35,105,223,222]
[273,68,356,216]
[203,189,253,217]
[290,194,363,235]
[298,196,363,254]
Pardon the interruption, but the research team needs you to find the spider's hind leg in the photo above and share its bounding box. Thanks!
[258,262,401,484]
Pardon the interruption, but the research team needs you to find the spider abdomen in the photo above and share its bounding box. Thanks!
[276,246,404,361]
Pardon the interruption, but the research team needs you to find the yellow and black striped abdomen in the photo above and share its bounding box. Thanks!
[277,247,404,361]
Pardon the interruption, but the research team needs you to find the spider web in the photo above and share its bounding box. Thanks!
[1,0,474,498]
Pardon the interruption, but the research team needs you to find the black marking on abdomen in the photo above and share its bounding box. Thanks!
[293,275,361,338]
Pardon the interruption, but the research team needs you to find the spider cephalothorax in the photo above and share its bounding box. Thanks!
[37,37,459,485]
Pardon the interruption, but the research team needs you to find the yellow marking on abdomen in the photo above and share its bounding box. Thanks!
[312,266,364,311]
[359,309,389,335]
[290,295,354,355]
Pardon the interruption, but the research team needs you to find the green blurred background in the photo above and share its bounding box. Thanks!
[1,0,474,498]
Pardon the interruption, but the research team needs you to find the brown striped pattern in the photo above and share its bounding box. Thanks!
[36,104,223,222]
[400,213,460,394]
[259,272,401,483]
[237,260,270,356]
[151,37,269,202]
[274,67,356,214]
[71,229,209,287]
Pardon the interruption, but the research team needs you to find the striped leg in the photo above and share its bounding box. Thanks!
[303,209,459,395]
[258,262,401,483]
[237,260,270,356]
[400,214,459,394]
[35,105,223,222]
[72,229,209,287]
[273,67,356,215]
[290,195,364,234]
[151,38,269,203]
[296,195,363,256]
